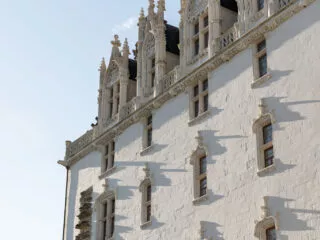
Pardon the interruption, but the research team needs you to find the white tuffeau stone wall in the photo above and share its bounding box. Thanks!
[65,3,320,240]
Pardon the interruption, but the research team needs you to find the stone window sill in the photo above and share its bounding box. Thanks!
[140,220,152,229]
[192,194,208,205]
[188,110,211,126]
[251,73,272,88]
[99,166,117,179]
[257,163,276,177]
[140,145,154,156]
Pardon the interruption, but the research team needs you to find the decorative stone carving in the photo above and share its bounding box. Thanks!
[187,0,208,21]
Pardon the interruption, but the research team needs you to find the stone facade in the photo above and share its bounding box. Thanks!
[59,0,320,239]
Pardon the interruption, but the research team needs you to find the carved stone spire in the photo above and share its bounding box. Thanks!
[99,57,106,72]
[148,0,155,16]
[122,38,130,56]
[157,0,166,13]
[139,7,145,20]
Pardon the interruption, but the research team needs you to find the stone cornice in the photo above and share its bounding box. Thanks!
[59,0,315,168]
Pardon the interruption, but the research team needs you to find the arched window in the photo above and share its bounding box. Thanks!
[190,132,209,204]
[95,183,116,240]
[139,163,152,228]
[253,99,276,176]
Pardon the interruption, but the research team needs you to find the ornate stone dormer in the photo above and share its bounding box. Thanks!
[137,0,180,100]
[97,35,137,133]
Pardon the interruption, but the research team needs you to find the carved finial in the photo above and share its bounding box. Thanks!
[65,140,71,147]
[143,162,151,178]
[261,196,270,218]
[103,179,109,189]
[157,0,166,12]
[139,7,145,20]
[148,0,155,15]
[122,38,130,54]
[195,131,204,148]
[99,57,106,71]
[259,98,268,116]
[111,34,121,48]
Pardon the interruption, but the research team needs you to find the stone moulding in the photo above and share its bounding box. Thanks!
[59,0,315,167]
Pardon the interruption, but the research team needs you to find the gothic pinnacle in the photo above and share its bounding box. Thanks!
[111,34,121,48]
[139,7,145,20]
[123,38,130,54]
[99,57,106,71]
[148,0,155,15]
[157,0,166,12]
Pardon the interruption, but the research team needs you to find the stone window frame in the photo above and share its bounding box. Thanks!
[188,77,210,125]
[254,216,278,240]
[251,37,272,88]
[139,164,153,229]
[190,132,209,204]
[191,9,209,58]
[141,114,153,154]
[99,140,116,179]
[253,100,276,176]
[95,189,116,240]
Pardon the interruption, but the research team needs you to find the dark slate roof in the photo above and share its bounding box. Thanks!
[128,59,137,81]
[165,23,180,55]
[221,0,238,12]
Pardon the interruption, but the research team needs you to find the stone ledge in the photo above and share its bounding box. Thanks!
[257,163,276,177]
[140,145,154,156]
[99,166,117,180]
[140,220,152,229]
[251,73,272,88]
[193,194,208,205]
[188,110,211,127]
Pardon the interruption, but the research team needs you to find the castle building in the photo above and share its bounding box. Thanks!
[58,0,320,239]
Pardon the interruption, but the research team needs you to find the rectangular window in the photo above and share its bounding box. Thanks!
[146,115,153,148]
[103,140,115,172]
[257,0,265,11]
[266,226,276,240]
[264,147,274,167]
[147,185,152,202]
[151,72,155,88]
[256,39,267,78]
[191,79,209,119]
[109,198,115,238]
[263,124,272,144]
[200,156,207,175]
[200,177,207,197]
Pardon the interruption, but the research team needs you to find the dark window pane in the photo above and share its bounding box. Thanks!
[200,156,207,174]
[257,40,266,52]
[112,141,115,151]
[103,203,108,218]
[147,205,151,221]
[259,54,267,77]
[257,0,265,10]
[147,116,152,125]
[151,72,155,88]
[147,185,152,202]
[194,85,199,97]
[264,147,274,167]
[263,124,272,144]
[116,97,120,113]
[203,16,209,27]
[194,100,199,118]
[204,94,209,112]
[204,31,209,48]
[105,145,109,155]
[110,88,113,97]
[194,22,199,34]
[147,129,152,147]
[117,83,120,93]
[266,226,276,240]
[110,154,114,168]
[110,216,115,237]
[103,220,107,238]
[202,79,208,91]
[195,39,199,55]
[109,103,113,117]
[200,177,207,196]
[111,199,115,213]
[105,157,109,171]
[151,58,155,68]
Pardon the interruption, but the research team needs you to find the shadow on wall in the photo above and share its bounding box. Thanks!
[270,3,320,53]
[264,97,320,131]
[267,196,320,238]
[201,221,224,240]
[255,69,293,88]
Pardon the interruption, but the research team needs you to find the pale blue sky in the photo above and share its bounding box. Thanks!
[0,1,180,239]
